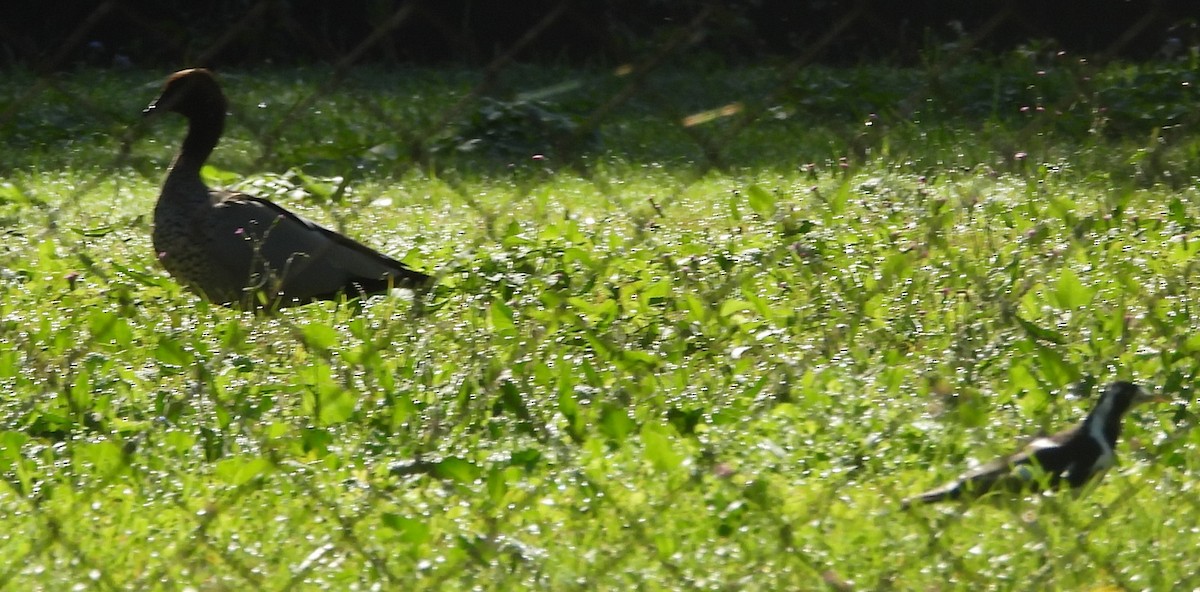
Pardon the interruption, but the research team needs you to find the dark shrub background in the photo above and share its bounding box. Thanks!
[2,0,1197,69]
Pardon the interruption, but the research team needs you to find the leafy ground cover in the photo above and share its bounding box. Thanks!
[1,52,1200,589]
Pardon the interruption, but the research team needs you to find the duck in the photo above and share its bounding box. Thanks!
[902,381,1164,508]
[143,68,431,309]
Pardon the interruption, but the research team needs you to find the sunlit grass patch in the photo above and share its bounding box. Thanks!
[0,58,1198,589]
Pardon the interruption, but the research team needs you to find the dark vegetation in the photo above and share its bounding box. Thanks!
[2,0,1198,69]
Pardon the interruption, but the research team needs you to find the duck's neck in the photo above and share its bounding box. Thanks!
[168,109,224,180]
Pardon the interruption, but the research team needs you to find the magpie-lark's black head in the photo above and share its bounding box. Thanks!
[1084,381,1163,445]
[1087,381,1160,422]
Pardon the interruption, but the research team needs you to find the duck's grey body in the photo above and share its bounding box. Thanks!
[145,68,431,309]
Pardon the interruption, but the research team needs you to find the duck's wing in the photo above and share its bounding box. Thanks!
[204,191,431,306]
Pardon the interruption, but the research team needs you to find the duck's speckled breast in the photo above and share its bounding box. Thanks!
[152,183,245,304]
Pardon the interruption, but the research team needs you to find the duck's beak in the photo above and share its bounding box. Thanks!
[143,87,173,117]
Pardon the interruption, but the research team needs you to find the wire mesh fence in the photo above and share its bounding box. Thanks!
[2,1,1200,589]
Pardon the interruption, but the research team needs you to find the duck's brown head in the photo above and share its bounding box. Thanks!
[144,68,227,120]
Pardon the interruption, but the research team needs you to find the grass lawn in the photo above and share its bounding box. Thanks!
[1,53,1199,589]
